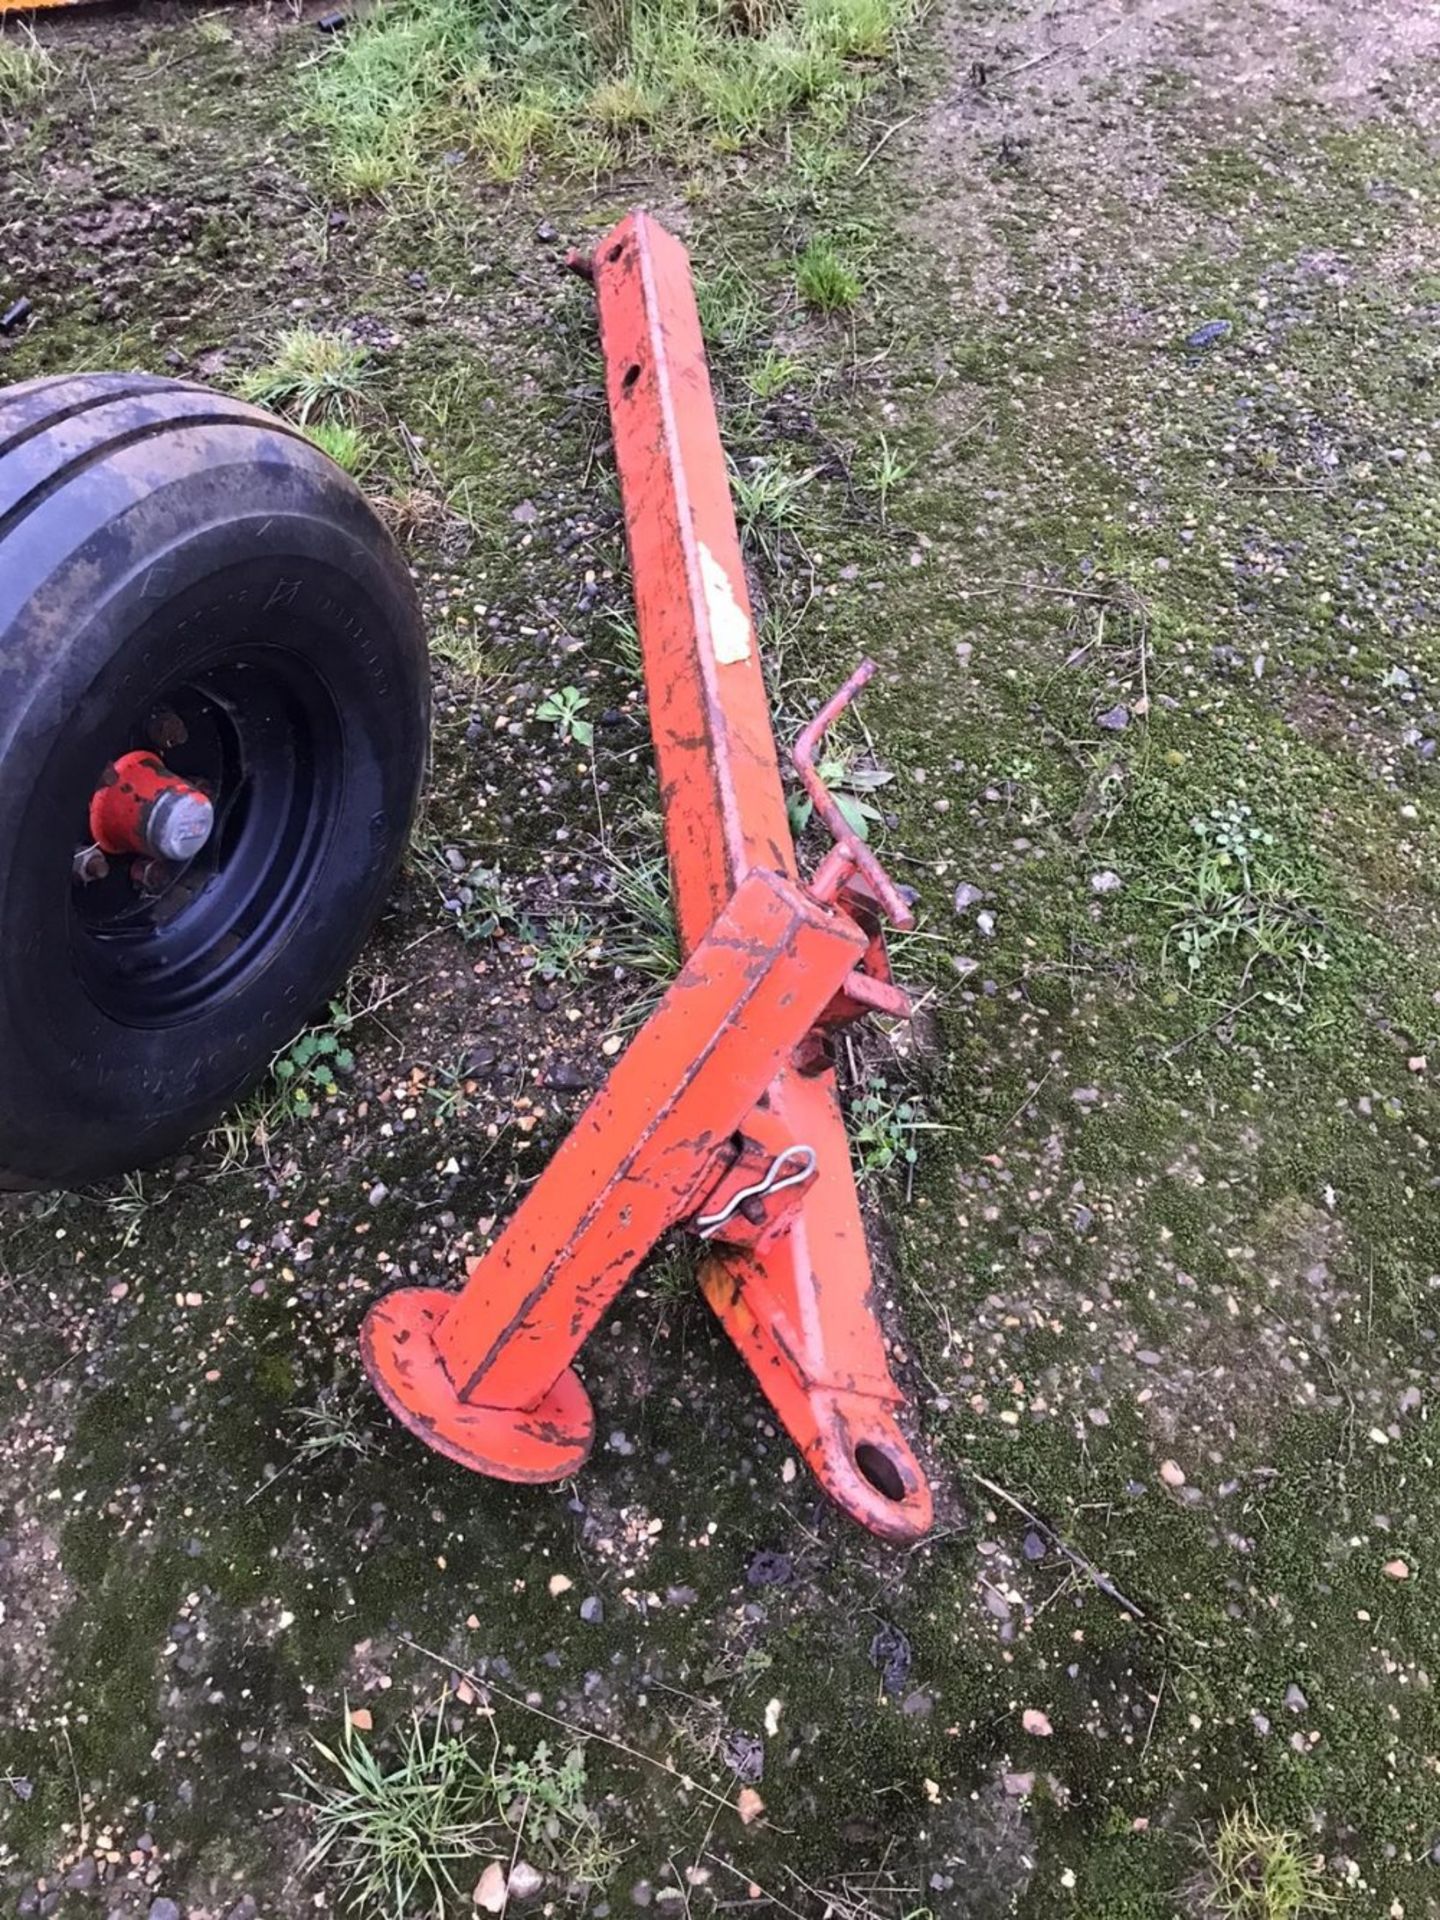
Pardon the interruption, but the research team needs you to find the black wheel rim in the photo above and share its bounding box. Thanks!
[70,648,342,1027]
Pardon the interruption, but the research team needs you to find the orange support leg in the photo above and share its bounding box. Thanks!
[361,868,866,1482]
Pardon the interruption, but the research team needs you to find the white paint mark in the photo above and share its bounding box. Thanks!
[699,542,752,664]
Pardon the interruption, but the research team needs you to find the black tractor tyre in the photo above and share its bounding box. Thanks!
[0,373,429,1190]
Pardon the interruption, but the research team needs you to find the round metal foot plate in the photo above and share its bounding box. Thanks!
[360,1287,595,1483]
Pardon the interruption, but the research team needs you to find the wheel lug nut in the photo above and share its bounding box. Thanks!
[147,706,189,751]
[72,846,110,885]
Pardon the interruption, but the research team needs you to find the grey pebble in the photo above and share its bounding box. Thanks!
[465,1040,500,1078]
[1284,1684,1308,1712]
[722,1728,764,1781]
[1185,318,1232,350]
[746,1550,793,1587]
[953,882,985,913]
[1096,704,1130,731]
[509,1862,545,1902]
[150,1902,184,1920]
[580,1595,604,1624]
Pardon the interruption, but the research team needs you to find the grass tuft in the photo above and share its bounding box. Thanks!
[241,328,372,425]
[289,1388,376,1464]
[297,1709,498,1919]
[335,148,412,198]
[524,910,601,985]
[1152,798,1332,1020]
[0,31,54,108]
[795,234,862,311]
[1193,1804,1335,1920]
[745,347,807,399]
[730,456,815,547]
[296,1708,618,1918]
[605,850,681,1024]
[303,420,374,477]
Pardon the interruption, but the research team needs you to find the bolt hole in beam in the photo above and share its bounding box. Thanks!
[854,1442,908,1503]
[608,243,625,264]
[622,363,642,392]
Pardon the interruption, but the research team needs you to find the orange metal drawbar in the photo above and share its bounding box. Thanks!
[362,212,933,1543]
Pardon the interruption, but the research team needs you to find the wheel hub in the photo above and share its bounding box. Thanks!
[89,750,215,864]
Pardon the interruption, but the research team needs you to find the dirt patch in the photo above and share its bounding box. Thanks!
[905,0,1440,309]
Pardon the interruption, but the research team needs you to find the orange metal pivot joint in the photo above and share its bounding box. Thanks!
[362,212,933,1543]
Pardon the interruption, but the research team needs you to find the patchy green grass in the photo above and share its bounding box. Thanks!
[297,1707,616,1918]
[304,419,376,477]
[298,0,917,188]
[0,31,52,108]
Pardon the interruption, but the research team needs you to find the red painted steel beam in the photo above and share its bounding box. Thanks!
[361,867,866,1481]
[589,212,932,1541]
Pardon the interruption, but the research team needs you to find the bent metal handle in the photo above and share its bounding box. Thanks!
[792,659,915,933]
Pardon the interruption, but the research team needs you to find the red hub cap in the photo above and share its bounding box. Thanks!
[89,750,215,864]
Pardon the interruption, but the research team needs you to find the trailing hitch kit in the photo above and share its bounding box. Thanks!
[363,213,933,1543]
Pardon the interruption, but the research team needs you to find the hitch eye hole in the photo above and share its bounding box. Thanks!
[622,363,642,392]
[607,243,625,264]
[855,1442,907,1504]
